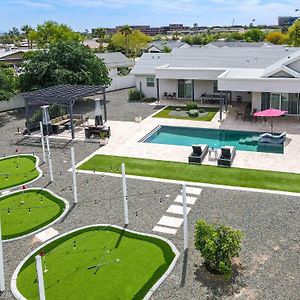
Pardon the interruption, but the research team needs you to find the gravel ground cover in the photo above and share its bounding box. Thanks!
[0,93,299,300]
[0,189,65,240]
[0,155,39,191]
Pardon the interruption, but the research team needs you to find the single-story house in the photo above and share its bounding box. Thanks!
[204,41,275,48]
[0,48,31,65]
[146,41,191,53]
[95,52,134,77]
[131,47,300,115]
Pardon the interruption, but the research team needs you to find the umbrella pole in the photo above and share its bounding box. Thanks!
[271,119,273,133]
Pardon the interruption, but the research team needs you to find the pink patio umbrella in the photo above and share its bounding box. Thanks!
[253,108,287,133]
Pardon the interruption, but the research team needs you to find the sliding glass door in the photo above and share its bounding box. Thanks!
[261,93,299,114]
[270,93,280,109]
[178,80,192,99]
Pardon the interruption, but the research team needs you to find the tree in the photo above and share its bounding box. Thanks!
[119,25,133,57]
[172,31,180,40]
[243,28,265,42]
[21,25,33,48]
[195,220,243,279]
[288,19,300,46]
[93,27,107,50]
[111,30,151,57]
[20,40,111,92]
[162,45,171,53]
[0,64,19,101]
[28,21,83,48]
[265,31,287,45]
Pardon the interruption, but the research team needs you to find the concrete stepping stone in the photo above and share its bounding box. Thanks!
[166,204,191,215]
[152,226,177,235]
[157,216,183,228]
[174,195,197,205]
[185,187,202,195]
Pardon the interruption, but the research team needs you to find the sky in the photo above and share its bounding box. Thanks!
[1,0,300,32]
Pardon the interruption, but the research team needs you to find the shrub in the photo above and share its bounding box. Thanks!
[186,102,198,110]
[194,219,243,279]
[187,109,199,117]
[128,89,145,101]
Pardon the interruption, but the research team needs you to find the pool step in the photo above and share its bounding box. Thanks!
[239,139,246,144]
[239,136,260,146]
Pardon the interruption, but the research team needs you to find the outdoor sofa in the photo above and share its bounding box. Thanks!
[51,114,85,134]
[259,132,286,144]
[217,146,236,167]
[188,144,208,164]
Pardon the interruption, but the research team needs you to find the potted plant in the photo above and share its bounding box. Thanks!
[194,219,243,279]
[99,130,108,145]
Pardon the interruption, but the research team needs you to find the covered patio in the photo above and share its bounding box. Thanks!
[22,84,107,139]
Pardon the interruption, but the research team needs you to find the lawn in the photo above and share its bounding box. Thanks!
[0,189,66,240]
[153,106,219,121]
[16,226,176,300]
[79,155,300,193]
[0,155,40,191]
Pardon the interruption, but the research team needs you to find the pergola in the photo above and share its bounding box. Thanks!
[22,84,107,139]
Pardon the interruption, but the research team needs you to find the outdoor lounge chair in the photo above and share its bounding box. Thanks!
[259,132,286,144]
[217,146,236,167]
[188,144,208,164]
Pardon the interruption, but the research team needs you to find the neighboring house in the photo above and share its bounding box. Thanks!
[83,39,109,50]
[204,41,275,48]
[95,52,134,76]
[146,41,191,53]
[131,47,300,115]
[96,52,135,92]
[0,48,31,65]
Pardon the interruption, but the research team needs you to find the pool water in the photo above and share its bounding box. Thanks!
[142,126,283,153]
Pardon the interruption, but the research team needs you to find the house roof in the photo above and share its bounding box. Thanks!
[205,41,275,48]
[131,47,299,75]
[0,49,31,61]
[95,52,134,68]
[147,41,189,51]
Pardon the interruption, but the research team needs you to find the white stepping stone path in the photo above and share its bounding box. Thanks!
[152,187,202,235]
[167,205,191,215]
[174,195,197,205]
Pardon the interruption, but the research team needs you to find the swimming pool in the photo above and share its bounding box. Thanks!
[142,126,283,153]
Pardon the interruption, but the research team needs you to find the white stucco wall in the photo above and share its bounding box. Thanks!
[106,75,135,92]
[108,68,118,77]
[194,80,214,99]
[252,92,261,111]
[135,75,157,98]
[158,79,177,97]
[0,94,25,112]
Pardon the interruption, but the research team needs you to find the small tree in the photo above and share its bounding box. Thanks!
[195,219,243,279]
[0,64,19,102]
[288,19,300,47]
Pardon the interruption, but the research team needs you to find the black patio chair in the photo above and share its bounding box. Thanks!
[188,144,208,164]
[217,146,236,167]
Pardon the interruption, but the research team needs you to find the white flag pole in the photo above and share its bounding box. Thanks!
[71,147,78,204]
[35,255,46,300]
[39,122,46,163]
[182,184,189,251]
[121,163,129,225]
[0,219,5,292]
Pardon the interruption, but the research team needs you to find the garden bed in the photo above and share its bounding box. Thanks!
[153,106,219,121]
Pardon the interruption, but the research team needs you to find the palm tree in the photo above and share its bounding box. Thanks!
[94,27,107,50]
[119,25,133,57]
[288,19,300,46]
[21,25,33,48]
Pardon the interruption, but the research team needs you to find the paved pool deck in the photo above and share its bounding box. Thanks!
[78,104,300,174]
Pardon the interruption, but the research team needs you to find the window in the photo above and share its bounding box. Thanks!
[213,81,219,93]
[147,77,155,87]
[178,79,192,99]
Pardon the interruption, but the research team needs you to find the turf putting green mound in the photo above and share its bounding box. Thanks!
[0,155,41,191]
[12,225,179,300]
[0,188,68,241]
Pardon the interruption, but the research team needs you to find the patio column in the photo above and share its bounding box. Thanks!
[192,79,195,102]
[69,101,75,139]
[219,91,223,121]
[156,78,160,101]
[102,88,108,122]
[225,91,228,112]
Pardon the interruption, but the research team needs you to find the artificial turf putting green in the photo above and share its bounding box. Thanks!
[79,155,300,193]
[0,155,40,191]
[16,226,176,300]
[153,106,219,121]
[0,189,66,240]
